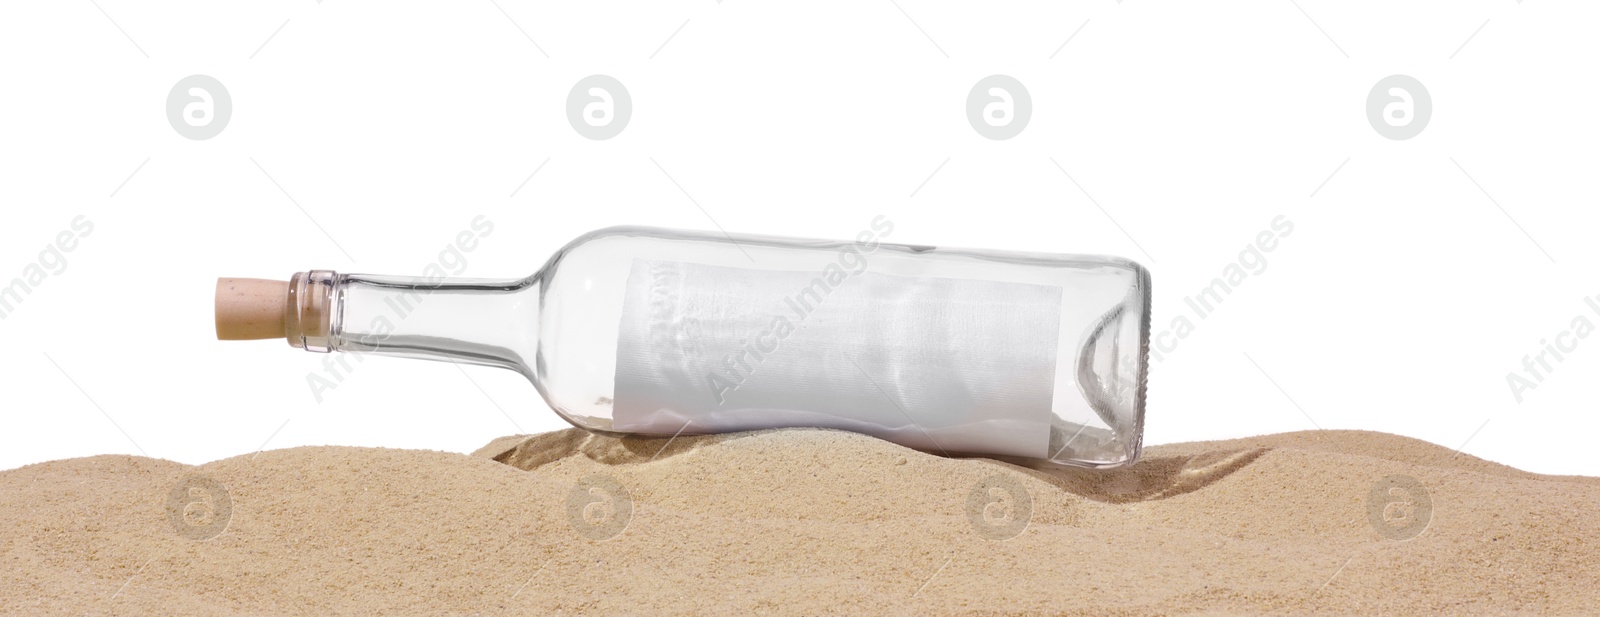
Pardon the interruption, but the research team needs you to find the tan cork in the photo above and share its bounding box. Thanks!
[216,277,289,340]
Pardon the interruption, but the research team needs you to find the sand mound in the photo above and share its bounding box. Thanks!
[3,428,1596,615]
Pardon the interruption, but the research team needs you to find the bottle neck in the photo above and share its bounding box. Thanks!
[290,271,540,375]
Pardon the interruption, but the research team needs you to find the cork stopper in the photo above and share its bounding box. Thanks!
[215,278,289,340]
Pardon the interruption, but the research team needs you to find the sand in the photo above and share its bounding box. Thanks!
[2,428,1597,616]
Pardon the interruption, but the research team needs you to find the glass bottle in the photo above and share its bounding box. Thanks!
[217,220,1151,469]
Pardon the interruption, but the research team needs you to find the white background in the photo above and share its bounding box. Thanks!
[2,1,1596,475]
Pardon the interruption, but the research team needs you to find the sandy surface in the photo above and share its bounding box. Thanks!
[2,428,1597,615]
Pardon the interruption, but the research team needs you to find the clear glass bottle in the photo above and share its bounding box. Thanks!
[260,221,1150,469]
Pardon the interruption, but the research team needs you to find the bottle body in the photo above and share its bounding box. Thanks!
[324,222,1150,469]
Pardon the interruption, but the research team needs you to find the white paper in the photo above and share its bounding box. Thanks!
[612,258,1062,459]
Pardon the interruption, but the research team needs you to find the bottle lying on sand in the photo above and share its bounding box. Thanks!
[215,220,1151,469]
